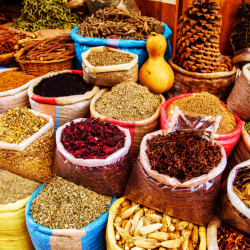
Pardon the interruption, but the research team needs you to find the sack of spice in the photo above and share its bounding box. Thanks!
[0,67,37,113]
[166,56,236,100]
[81,46,138,87]
[0,170,41,250]
[227,63,250,120]
[28,70,100,132]
[207,214,250,249]
[70,7,172,69]
[0,107,55,183]
[124,129,227,226]
[221,121,250,182]
[106,197,207,250]
[90,83,165,163]
[160,92,243,158]
[25,176,115,250]
[218,159,250,235]
[53,117,132,197]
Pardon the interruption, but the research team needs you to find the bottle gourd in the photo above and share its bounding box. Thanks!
[139,32,174,94]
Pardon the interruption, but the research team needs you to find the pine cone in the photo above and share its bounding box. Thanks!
[174,0,222,73]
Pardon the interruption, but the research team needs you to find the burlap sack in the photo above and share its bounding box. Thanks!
[0,67,32,113]
[90,88,165,163]
[218,159,250,235]
[167,57,237,101]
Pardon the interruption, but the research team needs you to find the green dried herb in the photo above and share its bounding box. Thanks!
[244,121,250,134]
[230,0,250,52]
[0,107,48,144]
[30,176,112,229]
[11,0,80,32]
[0,170,41,205]
[166,92,237,134]
[87,51,134,67]
[95,82,162,121]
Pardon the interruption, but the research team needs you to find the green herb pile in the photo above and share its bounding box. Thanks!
[11,0,80,32]
[231,0,250,52]
[244,121,250,134]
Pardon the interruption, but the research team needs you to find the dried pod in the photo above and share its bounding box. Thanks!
[134,238,161,249]
[199,227,206,250]
[125,220,132,233]
[146,214,163,224]
[161,239,181,248]
[167,223,175,232]
[191,225,199,248]
[134,218,144,237]
[121,200,131,207]
[145,209,156,215]
[175,221,189,231]
[115,225,133,243]
[131,209,144,235]
[122,205,139,219]
[147,232,169,241]
[140,223,163,235]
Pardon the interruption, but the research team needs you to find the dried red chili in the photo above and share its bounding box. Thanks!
[146,130,222,183]
[61,117,125,159]
[217,221,250,250]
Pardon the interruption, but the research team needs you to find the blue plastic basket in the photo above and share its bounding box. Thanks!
[71,23,173,70]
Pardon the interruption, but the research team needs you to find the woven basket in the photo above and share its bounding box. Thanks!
[15,56,75,76]
[0,52,15,66]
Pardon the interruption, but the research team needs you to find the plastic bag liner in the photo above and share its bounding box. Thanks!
[217,159,250,235]
[0,67,31,114]
[70,23,172,69]
[222,121,250,182]
[0,196,35,250]
[25,184,116,250]
[81,46,138,87]
[124,129,227,226]
[53,118,132,197]
[166,57,236,101]
[160,93,243,158]
[207,214,222,250]
[28,70,100,132]
[90,88,165,164]
[227,63,250,120]
[0,110,55,183]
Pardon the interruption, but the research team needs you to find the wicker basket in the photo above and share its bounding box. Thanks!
[0,52,15,66]
[15,55,75,76]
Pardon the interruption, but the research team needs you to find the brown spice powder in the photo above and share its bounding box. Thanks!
[0,71,36,92]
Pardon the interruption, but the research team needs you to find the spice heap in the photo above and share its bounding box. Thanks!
[61,117,125,159]
[11,0,80,32]
[30,176,112,229]
[174,0,222,73]
[146,130,222,183]
[33,73,92,97]
[77,7,164,40]
[113,198,206,249]
[245,121,250,135]
[95,82,162,121]
[87,51,134,67]
[217,221,250,249]
[0,71,36,92]
[233,166,250,208]
[0,27,27,55]
[231,0,250,52]
[0,107,48,144]
[16,36,75,62]
[166,92,237,134]
[0,170,41,205]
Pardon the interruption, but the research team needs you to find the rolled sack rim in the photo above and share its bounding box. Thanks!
[160,93,243,140]
[227,159,250,219]
[242,63,250,82]
[56,118,131,167]
[233,48,250,64]
[90,88,165,127]
[139,129,227,188]
[169,57,237,79]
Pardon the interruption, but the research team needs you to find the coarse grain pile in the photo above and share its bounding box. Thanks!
[0,170,41,205]
[113,199,206,249]
[95,82,162,121]
[0,71,36,92]
[30,176,112,229]
[174,0,222,73]
[245,121,250,135]
[166,92,237,134]
[76,7,164,40]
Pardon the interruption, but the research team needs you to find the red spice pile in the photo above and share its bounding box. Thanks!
[61,117,125,159]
